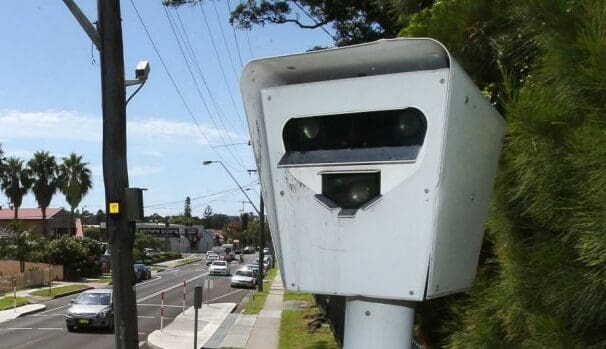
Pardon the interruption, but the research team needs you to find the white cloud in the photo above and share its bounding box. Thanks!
[0,109,243,146]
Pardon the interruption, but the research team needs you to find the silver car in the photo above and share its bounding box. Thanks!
[65,288,113,332]
[231,269,256,288]
[209,261,230,276]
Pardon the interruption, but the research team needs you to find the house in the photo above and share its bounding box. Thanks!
[0,207,75,238]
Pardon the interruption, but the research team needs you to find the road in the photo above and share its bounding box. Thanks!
[0,254,259,349]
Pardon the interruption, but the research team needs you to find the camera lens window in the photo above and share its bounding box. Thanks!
[281,108,427,166]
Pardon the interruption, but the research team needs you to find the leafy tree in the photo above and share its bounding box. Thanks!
[133,232,162,262]
[0,157,32,220]
[47,236,102,280]
[58,153,92,235]
[96,209,106,224]
[5,221,40,273]
[27,151,59,238]
[184,196,192,217]
[0,143,6,178]
[229,0,433,46]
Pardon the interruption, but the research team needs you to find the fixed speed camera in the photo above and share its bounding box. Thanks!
[240,38,505,301]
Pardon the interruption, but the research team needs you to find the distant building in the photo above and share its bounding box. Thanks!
[0,207,74,238]
[99,222,214,253]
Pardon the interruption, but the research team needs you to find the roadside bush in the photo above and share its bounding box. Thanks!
[47,236,102,280]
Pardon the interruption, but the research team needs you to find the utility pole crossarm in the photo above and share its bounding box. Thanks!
[62,0,101,51]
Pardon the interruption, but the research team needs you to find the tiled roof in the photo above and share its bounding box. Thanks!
[0,208,65,220]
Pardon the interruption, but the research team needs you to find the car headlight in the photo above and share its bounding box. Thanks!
[97,308,111,318]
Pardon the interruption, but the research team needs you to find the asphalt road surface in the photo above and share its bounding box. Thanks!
[0,254,259,349]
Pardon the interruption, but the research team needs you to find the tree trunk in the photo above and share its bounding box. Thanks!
[70,207,74,236]
[42,206,48,238]
[14,206,18,220]
[20,258,25,273]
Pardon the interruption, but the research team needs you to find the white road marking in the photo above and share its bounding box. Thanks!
[137,315,156,319]
[7,327,33,330]
[206,288,245,302]
[137,304,183,308]
[136,272,208,303]
[136,275,162,287]
[38,327,62,330]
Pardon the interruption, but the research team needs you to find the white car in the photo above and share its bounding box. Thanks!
[230,269,256,288]
[206,253,221,266]
[209,261,230,276]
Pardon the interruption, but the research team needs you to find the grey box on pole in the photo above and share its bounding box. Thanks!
[194,286,203,309]
[125,188,145,222]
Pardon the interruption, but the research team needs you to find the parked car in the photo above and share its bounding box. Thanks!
[241,264,259,277]
[251,260,269,273]
[263,247,271,255]
[134,262,151,281]
[242,246,255,254]
[65,288,113,332]
[230,268,256,288]
[206,253,221,266]
[144,248,159,257]
[209,261,230,276]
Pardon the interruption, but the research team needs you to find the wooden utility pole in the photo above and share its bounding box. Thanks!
[97,1,138,348]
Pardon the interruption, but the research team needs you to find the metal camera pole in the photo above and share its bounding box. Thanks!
[344,297,415,349]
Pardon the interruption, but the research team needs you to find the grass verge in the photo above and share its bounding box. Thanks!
[241,267,278,314]
[0,297,29,311]
[29,284,90,298]
[278,293,339,349]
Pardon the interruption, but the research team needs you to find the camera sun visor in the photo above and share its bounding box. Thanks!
[280,108,427,166]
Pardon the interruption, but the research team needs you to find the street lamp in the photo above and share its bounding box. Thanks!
[202,161,260,215]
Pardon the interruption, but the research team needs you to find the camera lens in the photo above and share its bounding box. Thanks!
[299,119,320,139]
[322,172,380,209]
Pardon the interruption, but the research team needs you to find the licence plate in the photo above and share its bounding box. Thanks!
[77,319,90,325]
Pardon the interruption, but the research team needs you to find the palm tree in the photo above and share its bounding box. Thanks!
[0,157,32,220]
[28,151,59,238]
[58,153,92,235]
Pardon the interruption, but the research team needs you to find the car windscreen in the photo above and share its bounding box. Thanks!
[235,270,253,277]
[76,293,111,305]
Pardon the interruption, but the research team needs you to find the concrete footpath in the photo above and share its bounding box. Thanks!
[246,273,284,349]
[0,304,47,323]
[148,272,285,349]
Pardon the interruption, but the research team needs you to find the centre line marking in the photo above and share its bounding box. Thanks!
[136,272,208,303]
[38,328,62,330]
[137,315,155,319]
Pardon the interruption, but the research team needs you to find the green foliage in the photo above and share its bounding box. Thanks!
[183,196,192,218]
[27,151,60,237]
[229,0,432,46]
[47,236,102,279]
[0,157,32,219]
[133,232,162,262]
[58,153,92,235]
[397,1,606,347]
[83,227,101,240]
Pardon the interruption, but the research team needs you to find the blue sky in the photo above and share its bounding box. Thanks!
[0,1,333,216]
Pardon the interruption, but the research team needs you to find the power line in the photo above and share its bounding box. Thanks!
[226,0,244,68]
[172,8,248,136]
[163,6,248,168]
[198,2,247,128]
[144,180,259,209]
[211,0,240,75]
[128,0,243,171]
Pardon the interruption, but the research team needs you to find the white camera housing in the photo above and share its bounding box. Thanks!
[241,38,505,301]
[135,60,150,81]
